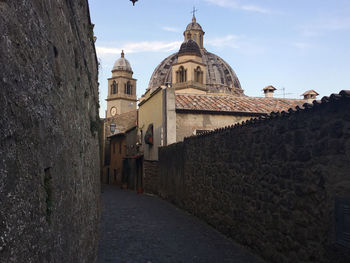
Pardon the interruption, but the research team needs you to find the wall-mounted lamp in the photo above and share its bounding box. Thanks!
[165,82,172,88]
[110,123,116,134]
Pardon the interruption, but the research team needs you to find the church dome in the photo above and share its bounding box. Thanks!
[186,16,203,31]
[178,40,202,57]
[147,15,244,96]
[148,50,243,96]
[112,51,132,72]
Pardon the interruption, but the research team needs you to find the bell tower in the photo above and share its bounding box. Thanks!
[106,51,137,118]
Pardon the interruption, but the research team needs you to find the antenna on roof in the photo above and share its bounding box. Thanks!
[275,87,293,98]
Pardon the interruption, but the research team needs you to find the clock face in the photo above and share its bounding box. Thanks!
[110,107,117,116]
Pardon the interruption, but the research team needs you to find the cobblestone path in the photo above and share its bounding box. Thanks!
[98,185,265,263]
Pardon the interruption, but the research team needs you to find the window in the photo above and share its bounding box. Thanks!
[194,66,203,84]
[176,66,186,83]
[125,81,132,95]
[111,81,117,94]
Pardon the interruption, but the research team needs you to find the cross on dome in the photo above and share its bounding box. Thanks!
[191,6,198,22]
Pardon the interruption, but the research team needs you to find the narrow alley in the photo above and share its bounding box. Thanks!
[98,185,265,263]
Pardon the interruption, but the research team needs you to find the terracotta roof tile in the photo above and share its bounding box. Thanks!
[184,90,350,139]
[175,94,306,114]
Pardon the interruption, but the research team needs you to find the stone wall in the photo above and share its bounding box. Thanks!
[158,91,350,263]
[0,0,100,262]
[143,160,160,194]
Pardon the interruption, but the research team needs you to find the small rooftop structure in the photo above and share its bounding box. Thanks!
[302,90,319,103]
[185,15,203,31]
[263,85,277,98]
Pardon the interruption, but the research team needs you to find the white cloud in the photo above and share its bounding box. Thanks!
[241,4,270,14]
[206,35,240,48]
[96,40,182,57]
[162,26,180,32]
[96,46,121,55]
[204,0,239,9]
[204,0,271,14]
[96,33,264,59]
[301,17,350,37]
[206,34,265,55]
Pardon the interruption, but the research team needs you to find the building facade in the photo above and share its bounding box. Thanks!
[138,15,313,161]
[101,51,139,185]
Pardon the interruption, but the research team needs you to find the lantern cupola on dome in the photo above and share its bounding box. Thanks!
[184,14,205,49]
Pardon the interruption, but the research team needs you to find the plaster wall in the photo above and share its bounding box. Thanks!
[138,88,163,160]
[112,70,133,78]
[176,112,252,141]
[163,87,177,146]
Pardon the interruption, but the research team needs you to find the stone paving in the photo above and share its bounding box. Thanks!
[98,185,265,263]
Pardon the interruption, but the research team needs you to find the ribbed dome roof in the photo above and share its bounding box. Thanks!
[112,51,132,72]
[178,40,202,57]
[186,16,203,31]
[148,50,243,96]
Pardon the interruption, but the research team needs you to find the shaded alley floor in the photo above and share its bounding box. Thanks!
[98,185,265,263]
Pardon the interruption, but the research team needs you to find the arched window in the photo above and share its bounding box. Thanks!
[176,66,187,83]
[194,66,203,84]
[193,34,197,42]
[111,81,118,94]
[125,81,132,95]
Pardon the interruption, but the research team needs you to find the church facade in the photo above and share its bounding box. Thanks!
[138,15,311,161]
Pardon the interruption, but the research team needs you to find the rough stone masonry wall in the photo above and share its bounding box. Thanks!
[158,91,350,263]
[143,160,160,194]
[0,1,100,262]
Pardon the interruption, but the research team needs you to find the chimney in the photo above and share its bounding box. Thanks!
[302,90,319,103]
[263,85,276,98]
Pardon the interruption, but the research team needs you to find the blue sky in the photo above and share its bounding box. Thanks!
[89,0,350,117]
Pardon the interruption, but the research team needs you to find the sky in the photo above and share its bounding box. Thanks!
[89,0,350,118]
